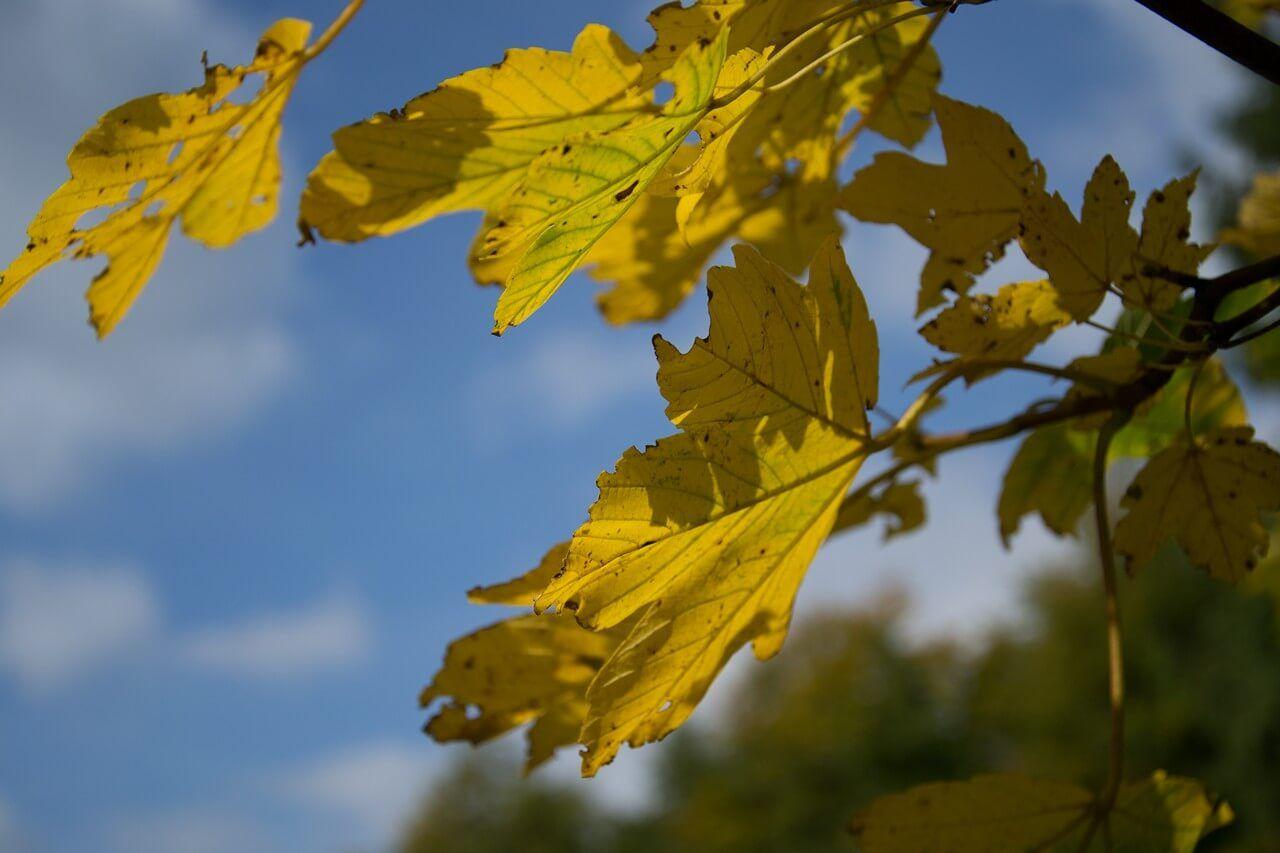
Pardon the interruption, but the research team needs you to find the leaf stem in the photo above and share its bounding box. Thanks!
[305,0,367,60]
[1093,411,1128,825]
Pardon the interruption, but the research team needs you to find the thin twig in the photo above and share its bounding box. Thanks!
[1130,0,1280,85]
[305,0,366,60]
[1094,412,1128,824]
[1225,313,1280,348]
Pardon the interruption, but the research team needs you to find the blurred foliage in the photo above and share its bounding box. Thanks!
[402,548,1280,851]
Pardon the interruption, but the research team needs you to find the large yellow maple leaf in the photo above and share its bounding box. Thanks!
[535,237,878,775]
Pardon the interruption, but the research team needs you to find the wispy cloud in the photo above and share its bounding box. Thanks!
[269,739,435,846]
[0,559,159,694]
[0,0,302,513]
[181,592,372,678]
[107,807,271,853]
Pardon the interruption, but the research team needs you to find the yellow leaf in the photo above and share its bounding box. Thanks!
[1114,426,1280,583]
[535,238,877,775]
[482,29,729,333]
[918,279,1069,362]
[833,480,925,540]
[1222,169,1280,256]
[841,95,1044,314]
[850,772,1231,852]
[1119,172,1214,312]
[736,174,842,275]
[420,610,628,773]
[467,542,568,607]
[1019,156,1138,321]
[0,19,315,337]
[843,5,942,148]
[299,24,645,243]
[1111,359,1248,458]
[999,423,1096,546]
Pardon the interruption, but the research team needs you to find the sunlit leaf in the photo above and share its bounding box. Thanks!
[535,238,877,775]
[0,19,315,337]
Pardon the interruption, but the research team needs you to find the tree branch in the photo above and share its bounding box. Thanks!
[1131,0,1280,85]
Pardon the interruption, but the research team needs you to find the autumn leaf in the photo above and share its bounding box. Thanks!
[0,19,317,337]
[534,238,877,775]
[1114,426,1280,583]
[850,771,1231,852]
[1019,156,1138,321]
[833,480,925,540]
[481,29,729,333]
[299,24,645,243]
[918,278,1070,362]
[1110,359,1247,458]
[420,611,628,773]
[841,94,1044,314]
[1222,168,1280,257]
[1119,172,1214,312]
[467,542,569,607]
[999,423,1097,546]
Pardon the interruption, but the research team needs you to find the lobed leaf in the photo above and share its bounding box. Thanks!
[850,771,1231,852]
[0,19,315,337]
[833,480,925,541]
[535,238,878,775]
[841,95,1044,314]
[1114,426,1280,584]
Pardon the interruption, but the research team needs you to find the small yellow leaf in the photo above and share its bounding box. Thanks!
[1115,426,1280,583]
[1120,172,1213,312]
[850,771,1231,852]
[1222,169,1280,256]
[299,24,645,242]
[841,95,1045,314]
[420,610,629,773]
[918,279,1069,362]
[833,480,925,540]
[536,238,877,775]
[1,19,315,337]
[484,29,729,333]
[1019,155,1138,321]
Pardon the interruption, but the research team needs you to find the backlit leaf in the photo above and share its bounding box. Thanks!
[841,95,1044,313]
[483,30,729,333]
[299,24,645,243]
[850,771,1231,852]
[0,19,315,337]
[536,238,877,775]
[1115,426,1280,583]
[999,423,1097,546]
[1120,172,1213,312]
[833,480,925,540]
[1222,169,1280,257]
[1019,156,1138,321]
[918,279,1069,362]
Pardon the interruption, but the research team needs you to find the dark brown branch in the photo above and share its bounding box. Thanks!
[1131,0,1280,85]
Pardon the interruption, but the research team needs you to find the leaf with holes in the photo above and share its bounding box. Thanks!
[1114,426,1280,583]
[0,19,317,337]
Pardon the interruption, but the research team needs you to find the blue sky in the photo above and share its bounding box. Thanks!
[0,1,1265,850]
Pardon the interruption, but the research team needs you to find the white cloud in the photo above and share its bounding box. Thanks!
[0,559,159,694]
[0,0,302,512]
[108,808,270,853]
[181,592,372,678]
[270,739,434,846]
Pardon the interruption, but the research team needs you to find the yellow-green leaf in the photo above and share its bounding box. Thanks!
[999,423,1097,546]
[1019,155,1138,321]
[850,772,1231,852]
[0,19,315,337]
[483,29,729,333]
[1115,426,1280,583]
[1111,359,1248,458]
[833,480,925,540]
[841,95,1044,314]
[918,279,1069,362]
[535,238,877,775]
[299,24,645,243]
